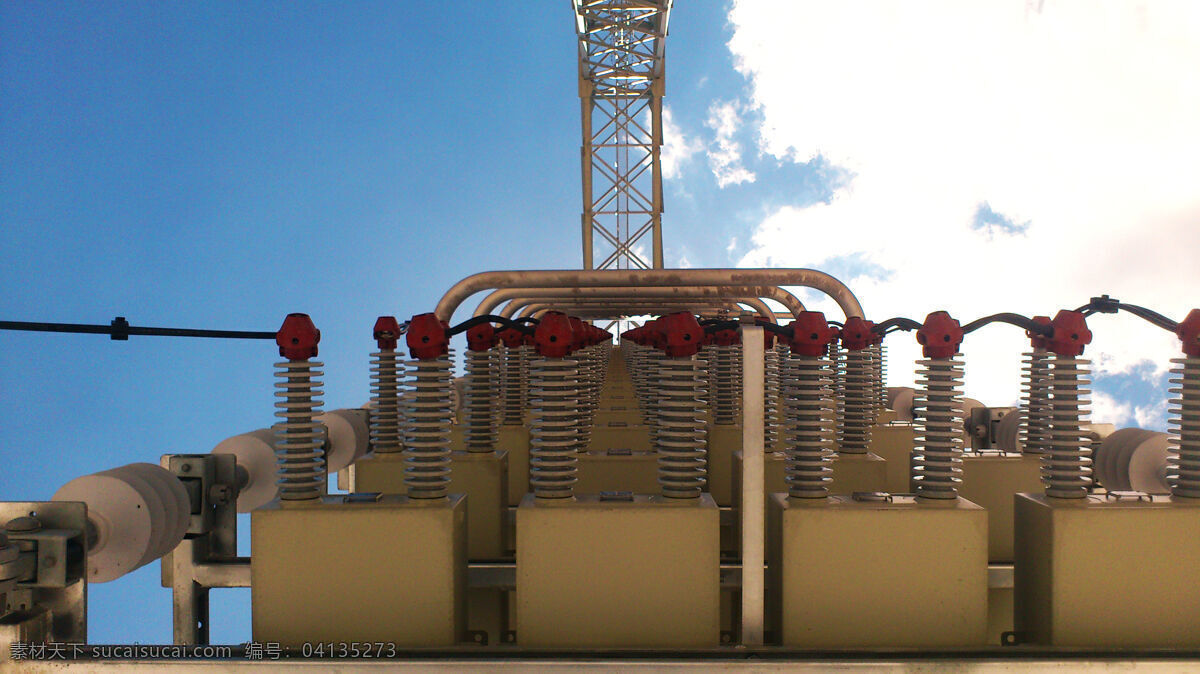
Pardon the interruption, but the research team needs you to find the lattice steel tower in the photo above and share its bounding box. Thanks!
[574,0,672,270]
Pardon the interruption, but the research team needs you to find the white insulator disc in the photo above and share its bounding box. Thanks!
[996,409,1022,452]
[1127,431,1171,494]
[121,463,190,559]
[890,387,916,422]
[1096,428,1155,491]
[318,408,370,473]
[212,429,277,512]
[53,473,154,583]
[99,466,169,569]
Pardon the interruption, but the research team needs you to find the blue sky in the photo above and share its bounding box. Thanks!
[2,1,1194,645]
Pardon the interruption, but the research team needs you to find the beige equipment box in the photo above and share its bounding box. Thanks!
[577,449,659,494]
[516,493,720,648]
[868,423,915,493]
[252,494,466,647]
[960,451,1043,562]
[449,425,529,506]
[588,421,653,453]
[1014,493,1200,648]
[707,424,742,505]
[768,493,988,648]
[354,450,507,558]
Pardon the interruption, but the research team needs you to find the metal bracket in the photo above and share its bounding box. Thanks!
[0,501,88,644]
[160,453,244,645]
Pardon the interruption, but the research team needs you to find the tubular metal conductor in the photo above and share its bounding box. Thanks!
[912,356,965,499]
[369,349,403,454]
[1042,355,1093,498]
[838,348,874,455]
[1020,347,1051,453]
[529,357,580,498]
[714,345,740,425]
[1168,357,1200,498]
[501,344,524,424]
[784,354,836,498]
[274,359,325,501]
[402,351,454,498]
[463,347,499,452]
[657,355,708,498]
[764,345,781,449]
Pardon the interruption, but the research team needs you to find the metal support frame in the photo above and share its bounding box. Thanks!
[0,501,87,644]
[434,268,863,321]
[160,454,243,645]
[739,324,766,645]
[575,0,672,270]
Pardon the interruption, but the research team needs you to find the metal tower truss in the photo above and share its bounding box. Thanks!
[575,0,672,270]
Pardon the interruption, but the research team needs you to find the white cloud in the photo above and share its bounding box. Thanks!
[727,0,1200,418]
[661,106,703,180]
[1093,391,1134,428]
[705,100,757,187]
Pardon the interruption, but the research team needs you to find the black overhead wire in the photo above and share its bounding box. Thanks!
[0,317,276,341]
[1075,295,1178,332]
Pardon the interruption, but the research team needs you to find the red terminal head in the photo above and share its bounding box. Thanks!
[647,318,667,350]
[372,316,401,351]
[522,332,536,348]
[763,330,776,349]
[277,313,320,360]
[713,327,740,347]
[568,316,587,353]
[840,316,876,351]
[406,313,449,360]
[700,330,715,347]
[1178,309,1200,358]
[916,311,963,359]
[466,322,497,352]
[535,311,574,358]
[1046,310,1092,357]
[498,326,525,349]
[1027,316,1053,350]
[788,311,838,357]
[659,311,703,357]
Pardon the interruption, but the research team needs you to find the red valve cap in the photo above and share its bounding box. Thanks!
[916,311,963,359]
[1027,315,1052,350]
[466,322,497,352]
[406,313,449,360]
[1177,309,1200,357]
[788,311,838,357]
[373,316,400,351]
[841,316,876,351]
[568,316,587,353]
[1047,310,1092,357]
[660,311,703,357]
[713,327,740,347]
[277,313,320,360]
[535,312,574,358]
[499,326,525,349]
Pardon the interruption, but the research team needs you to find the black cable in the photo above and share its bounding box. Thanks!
[446,314,535,336]
[1074,295,1178,332]
[0,318,276,341]
[872,317,921,334]
[753,319,791,338]
[961,313,1052,336]
[1118,304,1178,332]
